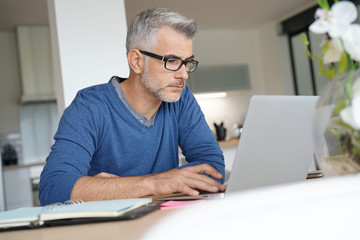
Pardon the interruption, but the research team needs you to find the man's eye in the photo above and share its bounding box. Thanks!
[167,59,180,64]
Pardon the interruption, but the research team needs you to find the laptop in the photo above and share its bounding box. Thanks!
[155,95,320,201]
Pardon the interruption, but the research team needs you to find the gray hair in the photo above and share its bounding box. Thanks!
[126,8,199,53]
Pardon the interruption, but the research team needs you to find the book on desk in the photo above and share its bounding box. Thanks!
[0,198,157,231]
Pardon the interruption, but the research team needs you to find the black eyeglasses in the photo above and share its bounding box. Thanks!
[139,50,199,73]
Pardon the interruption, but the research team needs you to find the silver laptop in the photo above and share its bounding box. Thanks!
[155,95,319,201]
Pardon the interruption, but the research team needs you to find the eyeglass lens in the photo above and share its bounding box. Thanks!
[165,59,197,72]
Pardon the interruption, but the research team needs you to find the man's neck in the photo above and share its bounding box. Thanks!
[120,75,162,121]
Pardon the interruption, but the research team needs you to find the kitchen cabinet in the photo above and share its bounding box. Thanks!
[16,25,55,102]
[19,102,58,165]
[2,162,45,210]
[16,25,58,166]
[3,167,33,210]
[13,26,57,207]
[0,155,5,211]
[187,65,251,93]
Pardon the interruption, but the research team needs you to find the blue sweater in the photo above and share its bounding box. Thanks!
[39,77,225,205]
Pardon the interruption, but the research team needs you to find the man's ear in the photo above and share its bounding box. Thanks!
[127,49,144,74]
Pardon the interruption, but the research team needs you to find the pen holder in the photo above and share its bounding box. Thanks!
[214,122,226,141]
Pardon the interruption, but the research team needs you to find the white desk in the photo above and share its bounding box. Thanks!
[1,207,174,240]
[145,174,360,240]
[4,175,355,240]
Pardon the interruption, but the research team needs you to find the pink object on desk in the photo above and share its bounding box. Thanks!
[160,200,205,210]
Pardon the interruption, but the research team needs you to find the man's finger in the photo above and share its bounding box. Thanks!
[181,170,225,192]
[193,164,223,179]
[179,184,200,196]
[185,176,221,193]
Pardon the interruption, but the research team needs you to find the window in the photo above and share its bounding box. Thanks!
[280,0,360,95]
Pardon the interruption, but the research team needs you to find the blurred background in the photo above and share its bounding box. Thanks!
[0,0,357,211]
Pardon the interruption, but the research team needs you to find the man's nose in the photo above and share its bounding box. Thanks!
[175,64,188,80]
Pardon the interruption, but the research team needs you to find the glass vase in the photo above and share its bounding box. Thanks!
[314,69,360,176]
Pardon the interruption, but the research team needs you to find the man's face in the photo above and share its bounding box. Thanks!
[140,27,194,102]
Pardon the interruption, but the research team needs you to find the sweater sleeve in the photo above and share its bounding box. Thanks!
[38,91,101,205]
[177,87,225,183]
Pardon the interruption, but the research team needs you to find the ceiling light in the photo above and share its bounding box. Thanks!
[194,92,227,100]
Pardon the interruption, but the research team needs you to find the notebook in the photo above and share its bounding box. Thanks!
[155,95,320,201]
[0,198,154,230]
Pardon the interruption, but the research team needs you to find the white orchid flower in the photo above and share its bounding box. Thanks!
[340,78,360,130]
[340,94,360,130]
[323,38,343,64]
[309,1,358,38]
[353,76,360,93]
[343,24,360,62]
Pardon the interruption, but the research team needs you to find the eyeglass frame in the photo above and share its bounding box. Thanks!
[139,50,199,73]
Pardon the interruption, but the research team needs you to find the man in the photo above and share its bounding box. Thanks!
[39,8,225,205]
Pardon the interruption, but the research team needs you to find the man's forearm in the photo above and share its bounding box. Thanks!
[70,165,226,202]
[70,174,151,201]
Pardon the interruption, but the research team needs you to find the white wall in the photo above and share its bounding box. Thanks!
[194,29,265,93]
[0,1,303,138]
[256,22,286,95]
[194,26,285,136]
[0,31,21,135]
[47,0,129,116]
[17,26,54,99]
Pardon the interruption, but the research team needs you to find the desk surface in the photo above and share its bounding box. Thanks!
[1,208,173,240]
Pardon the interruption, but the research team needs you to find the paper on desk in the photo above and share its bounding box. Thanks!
[160,200,205,210]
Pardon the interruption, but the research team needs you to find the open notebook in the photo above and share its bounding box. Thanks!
[0,198,155,230]
[155,95,320,201]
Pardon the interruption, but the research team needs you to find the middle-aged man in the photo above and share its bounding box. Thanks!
[39,8,226,205]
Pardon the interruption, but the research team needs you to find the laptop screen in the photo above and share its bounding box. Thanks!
[226,95,319,193]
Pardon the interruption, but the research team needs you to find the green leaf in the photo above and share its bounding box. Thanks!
[321,41,329,55]
[321,68,336,79]
[311,55,318,61]
[316,0,331,10]
[323,0,330,10]
[333,99,347,115]
[329,128,341,138]
[318,60,325,72]
[306,50,312,57]
[336,119,355,131]
[301,33,309,45]
[316,0,325,8]
[354,62,359,69]
[338,51,348,73]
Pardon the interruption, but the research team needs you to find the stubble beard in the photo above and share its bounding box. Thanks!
[140,66,184,103]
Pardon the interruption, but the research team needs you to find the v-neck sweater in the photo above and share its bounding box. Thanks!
[112,77,156,127]
[39,76,225,205]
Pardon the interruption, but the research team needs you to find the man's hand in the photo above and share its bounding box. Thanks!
[71,164,225,201]
[143,164,226,196]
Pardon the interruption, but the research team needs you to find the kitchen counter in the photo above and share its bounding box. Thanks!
[2,162,45,171]
[218,138,239,148]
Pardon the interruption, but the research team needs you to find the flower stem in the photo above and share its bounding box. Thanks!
[345,68,354,102]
